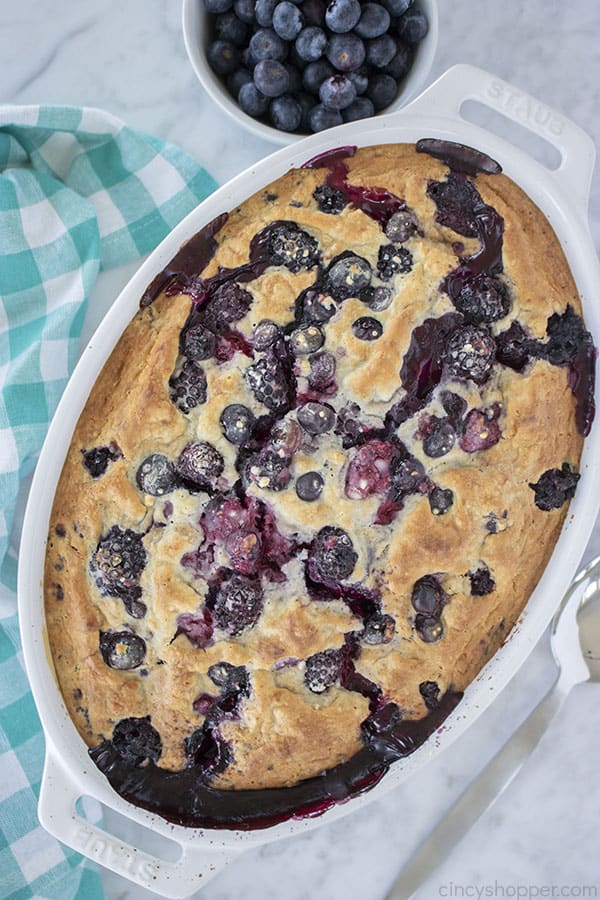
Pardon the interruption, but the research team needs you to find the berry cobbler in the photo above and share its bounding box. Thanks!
[44,140,595,829]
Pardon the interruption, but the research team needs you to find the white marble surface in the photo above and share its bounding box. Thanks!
[3,1,600,898]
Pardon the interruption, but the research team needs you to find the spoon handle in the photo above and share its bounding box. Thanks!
[385,678,570,900]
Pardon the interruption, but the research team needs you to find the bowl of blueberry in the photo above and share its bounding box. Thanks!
[183,0,438,143]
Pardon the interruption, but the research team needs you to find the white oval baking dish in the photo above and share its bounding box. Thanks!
[18,65,600,899]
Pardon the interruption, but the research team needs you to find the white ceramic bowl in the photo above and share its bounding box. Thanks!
[182,0,439,145]
[19,65,599,899]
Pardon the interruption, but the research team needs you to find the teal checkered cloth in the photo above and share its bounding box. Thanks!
[0,105,217,899]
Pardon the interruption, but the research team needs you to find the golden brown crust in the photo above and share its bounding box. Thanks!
[44,143,585,794]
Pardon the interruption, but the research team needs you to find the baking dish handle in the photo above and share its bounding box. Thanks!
[39,749,243,899]
[401,64,596,210]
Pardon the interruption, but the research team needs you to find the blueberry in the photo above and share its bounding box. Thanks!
[81,444,120,478]
[342,97,375,121]
[419,680,440,710]
[215,11,248,46]
[296,287,336,324]
[238,82,270,117]
[411,574,445,616]
[185,726,232,775]
[308,351,337,392]
[361,613,395,644]
[291,323,325,354]
[253,60,289,101]
[428,486,454,515]
[295,26,328,62]
[208,660,245,688]
[304,648,342,693]
[243,447,292,491]
[297,91,316,130]
[495,321,531,371]
[99,631,146,670]
[227,67,253,96]
[469,566,495,596]
[308,104,343,131]
[233,0,256,23]
[204,0,233,12]
[90,526,146,598]
[382,41,412,79]
[381,0,411,14]
[440,390,467,427]
[347,68,369,95]
[252,319,281,350]
[452,275,511,324]
[367,72,397,109]
[273,1,304,40]
[136,454,178,496]
[544,305,586,365]
[352,316,383,341]
[245,352,293,411]
[377,243,413,280]
[303,59,335,95]
[529,463,580,511]
[326,253,372,299]
[255,0,278,26]
[445,325,496,384]
[270,418,303,455]
[325,0,361,33]
[284,63,303,94]
[207,40,240,76]
[459,406,502,453]
[169,359,207,413]
[396,7,429,44]
[210,574,264,635]
[355,3,391,38]
[360,285,392,311]
[365,33,397,68]
[389,454,425,499]
[296,471,325,501]
[422,418,455,458]
[319,74,357,110]
[311,525,357,581]
[220,404,256,444]
[297,401,336,434]
[415,614,444,643]
[183,323,216,361]
[313,183,348,214]
[177,441,224,491]
[326,33,366,71]
[112,716,162,767]
[264,221,320,272]
[384,209,417,243]
[270,94,302,131]
[249,28,287,62]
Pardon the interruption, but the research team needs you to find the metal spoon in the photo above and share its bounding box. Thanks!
[386,555,600,900]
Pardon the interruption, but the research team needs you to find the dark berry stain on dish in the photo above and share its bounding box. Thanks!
[83,144,593,831]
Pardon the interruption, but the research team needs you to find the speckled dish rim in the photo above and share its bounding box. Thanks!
[181,0,439,146]
[18,65,600,898]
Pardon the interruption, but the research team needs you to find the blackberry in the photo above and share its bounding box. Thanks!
[376,243,413,280]
[245,352,293,411]
[326,252,372,300]
[426,174,480,237]
[177,442,224,491]
[469,566,496,596]
[169,359,207,414]
[112,716,162,767]
[99,631,146,670]
[304,648,343,693]
[428,486,454,515]
[81,444,120,478]
[495,320,531,371]
[311,526,358,581]
[419,680,440,710]
[175,610,214,649]
[445,325,496,384]
[243,448,292,491]
[422,417,455,458]
[220,404,256,445]
[182,323,216,361]
[544,305,586,365]
[264,221,320,273]
[529,463,580,511]
[90,526,146,597]
[297,401,336,435]
[205,281,253,330]
[136,454,177,496]
[452,275,511,324]
[411,575,445,617]
[210,574,264,635]
[313,183,348,214]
